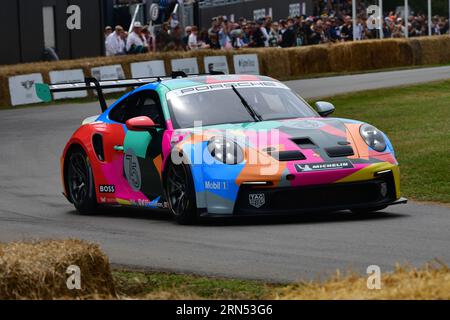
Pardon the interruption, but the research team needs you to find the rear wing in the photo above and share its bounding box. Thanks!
[35,77,160,112]
[34,71,224,112]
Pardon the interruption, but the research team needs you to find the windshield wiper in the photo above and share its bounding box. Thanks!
[231,85,263,121]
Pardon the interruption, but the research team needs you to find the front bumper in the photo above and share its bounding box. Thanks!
[199,168,406,216]
[233,171,402,215]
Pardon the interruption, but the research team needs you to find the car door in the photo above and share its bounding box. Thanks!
[118,90,166,205]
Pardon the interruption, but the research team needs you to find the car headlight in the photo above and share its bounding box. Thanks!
[207,137,244,164]
[360,124,386,152]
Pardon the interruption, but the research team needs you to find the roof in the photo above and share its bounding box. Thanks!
[153,74,274,91]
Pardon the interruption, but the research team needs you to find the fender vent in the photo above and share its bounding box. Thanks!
[92,134,105,161]
[325,146,354,157]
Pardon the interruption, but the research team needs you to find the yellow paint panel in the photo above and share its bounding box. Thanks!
[336,162,401,199]
[116,198,132,205]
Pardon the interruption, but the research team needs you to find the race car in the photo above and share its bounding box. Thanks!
[35,73,407,224]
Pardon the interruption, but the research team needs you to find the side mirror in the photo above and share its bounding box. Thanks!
[315,101,335,117]
[126,116,158,131]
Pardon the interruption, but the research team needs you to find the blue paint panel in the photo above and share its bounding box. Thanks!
[96,82,162,124]
[181,141,244,202]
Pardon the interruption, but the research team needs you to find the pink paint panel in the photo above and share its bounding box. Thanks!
[286,163,369,187]
[100,156,148,202]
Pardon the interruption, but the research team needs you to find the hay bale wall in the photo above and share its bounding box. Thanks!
[0,239,116,299]
[0,36,449,107]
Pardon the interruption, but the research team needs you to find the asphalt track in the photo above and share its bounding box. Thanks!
[0,66,449,282]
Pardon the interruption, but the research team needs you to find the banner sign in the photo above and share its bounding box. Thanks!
[130,60,166,78]
[49,69,87,100]
[289,3,301,17]
[171,58,199,75]
[8,73,44,106]
[91,64,126,93]
[204,56,229,74]
[233,54,260,75]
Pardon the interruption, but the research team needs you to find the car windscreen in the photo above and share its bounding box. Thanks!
[167,83,317,129]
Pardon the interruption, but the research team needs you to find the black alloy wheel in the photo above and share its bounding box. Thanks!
[166,163,197,224]
[67,149,97,214]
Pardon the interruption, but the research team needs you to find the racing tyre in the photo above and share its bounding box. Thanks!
[165,162,198,225]
[351,205,387,214]
[67,148,97,215]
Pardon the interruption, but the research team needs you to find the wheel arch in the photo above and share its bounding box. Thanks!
[161,149,207,211]
[62,142,90,204]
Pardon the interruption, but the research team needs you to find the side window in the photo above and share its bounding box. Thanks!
[108,94,139,123]
[137,91,165,127]
[108,90,165,126]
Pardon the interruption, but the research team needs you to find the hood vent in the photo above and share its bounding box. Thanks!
[325,146,354,157]
[269,150,306,161]
[291,137,317,149]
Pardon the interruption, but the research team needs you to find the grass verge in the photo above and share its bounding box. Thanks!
[309,80,450,203]
[113,270,279,300]
[113,261,449,300]
[2,240,448,299]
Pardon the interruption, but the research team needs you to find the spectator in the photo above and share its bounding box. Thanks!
[187,26,200,50]
[340,16,353,41]
[104,26,112,38]
[105,25,126,56]
[156,23,171,51]
[279,19,296,47]
[182,26,192,50]
[218,17,232,49]
[103,4,449,55]
[126,22,147,54]
[251,19,267,47]
[261,18,270,47]
[268,22,279,47]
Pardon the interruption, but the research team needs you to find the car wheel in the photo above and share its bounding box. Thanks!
[67,148,97,215]
[165,162,198,225]
[351,205,387,214]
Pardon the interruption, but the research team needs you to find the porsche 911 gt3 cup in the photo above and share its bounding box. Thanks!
[35,73,407,224]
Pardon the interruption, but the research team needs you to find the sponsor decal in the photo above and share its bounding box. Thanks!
[295,160,354,172]
[21,80,35,90]
[99,185,115,193]
[124,150,142,191]
[204,181,228,190]
[233,54,260,74]
[249,193,265,208]
[131,199,168,208]
[9,73,44,106]
[167,81,287,99]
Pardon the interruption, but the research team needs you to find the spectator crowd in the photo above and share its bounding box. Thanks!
[104,6,449,56]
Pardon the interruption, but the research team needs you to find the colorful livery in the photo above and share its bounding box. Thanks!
[37,74,407,224]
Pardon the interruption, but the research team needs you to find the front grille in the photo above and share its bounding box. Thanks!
[234,173,396,214]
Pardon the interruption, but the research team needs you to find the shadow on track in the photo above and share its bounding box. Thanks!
[68,206,408,227]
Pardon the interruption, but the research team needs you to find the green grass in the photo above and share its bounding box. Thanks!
[280,62,450,82]
[311,80,450,203]
[112,262,450,300]
[113,269,280,299]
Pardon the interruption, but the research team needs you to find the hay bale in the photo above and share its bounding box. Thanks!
[2,36,450,107]
[417,36,450,65]
[288,45,330,77]
[0,239,116,299]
